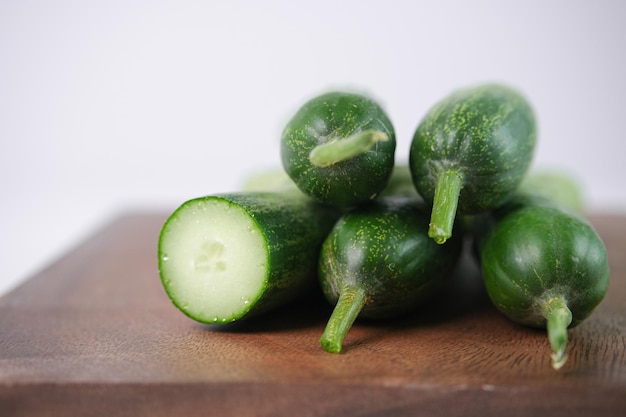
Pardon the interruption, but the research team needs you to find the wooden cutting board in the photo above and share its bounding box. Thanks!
[1,212,625,417]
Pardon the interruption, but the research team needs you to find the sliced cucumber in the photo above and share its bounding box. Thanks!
[158,192,340,324]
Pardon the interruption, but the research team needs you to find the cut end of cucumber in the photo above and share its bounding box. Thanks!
[320,337,342,354]
[551,350,568,370]
[428,224,449,245]
[158,197,268,323]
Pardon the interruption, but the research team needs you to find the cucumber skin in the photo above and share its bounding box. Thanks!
[319,197,462,319]
[409,83,537,214]
[479,199,610,328]
[518,169,585,214]
[242,164,421,201]
[281,91,396,207]
[158,192,342,322]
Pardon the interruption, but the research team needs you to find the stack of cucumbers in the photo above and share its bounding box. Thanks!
[158,83,610,370]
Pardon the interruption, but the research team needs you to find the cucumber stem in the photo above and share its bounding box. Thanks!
[428,170,463,244]
[309,129,389,168]
[543,297,573,370]
[320,286,368,353]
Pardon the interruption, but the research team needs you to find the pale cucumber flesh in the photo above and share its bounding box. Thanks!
[158,198,268,323]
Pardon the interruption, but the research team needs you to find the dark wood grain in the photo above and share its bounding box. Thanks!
[1,212,625,416]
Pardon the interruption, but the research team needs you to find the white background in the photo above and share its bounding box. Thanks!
[2,0,625,296]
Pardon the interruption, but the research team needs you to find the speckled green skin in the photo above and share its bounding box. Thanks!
[281,91,396,207]
[409,83,537,214]
[319,197,462,319]
[480,198,610,328]
[158,192,342,322]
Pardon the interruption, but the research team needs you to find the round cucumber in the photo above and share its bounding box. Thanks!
[478,198,609,370]
[518,168,585,213]
[281,91,396,206]
[318,197,462,353]
[158,192,341,324]
[409,83,537,244]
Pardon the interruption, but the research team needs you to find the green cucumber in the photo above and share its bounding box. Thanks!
[318,197,462,353]
[281,91,396,206]
[478,197,610,370]
[466,168,587,247]
[240,169,300,194]
[377,164,422,200]
[409,83,537,244]
[518,168,585,213]
[158,192,341,324]
[242,164,420,200]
